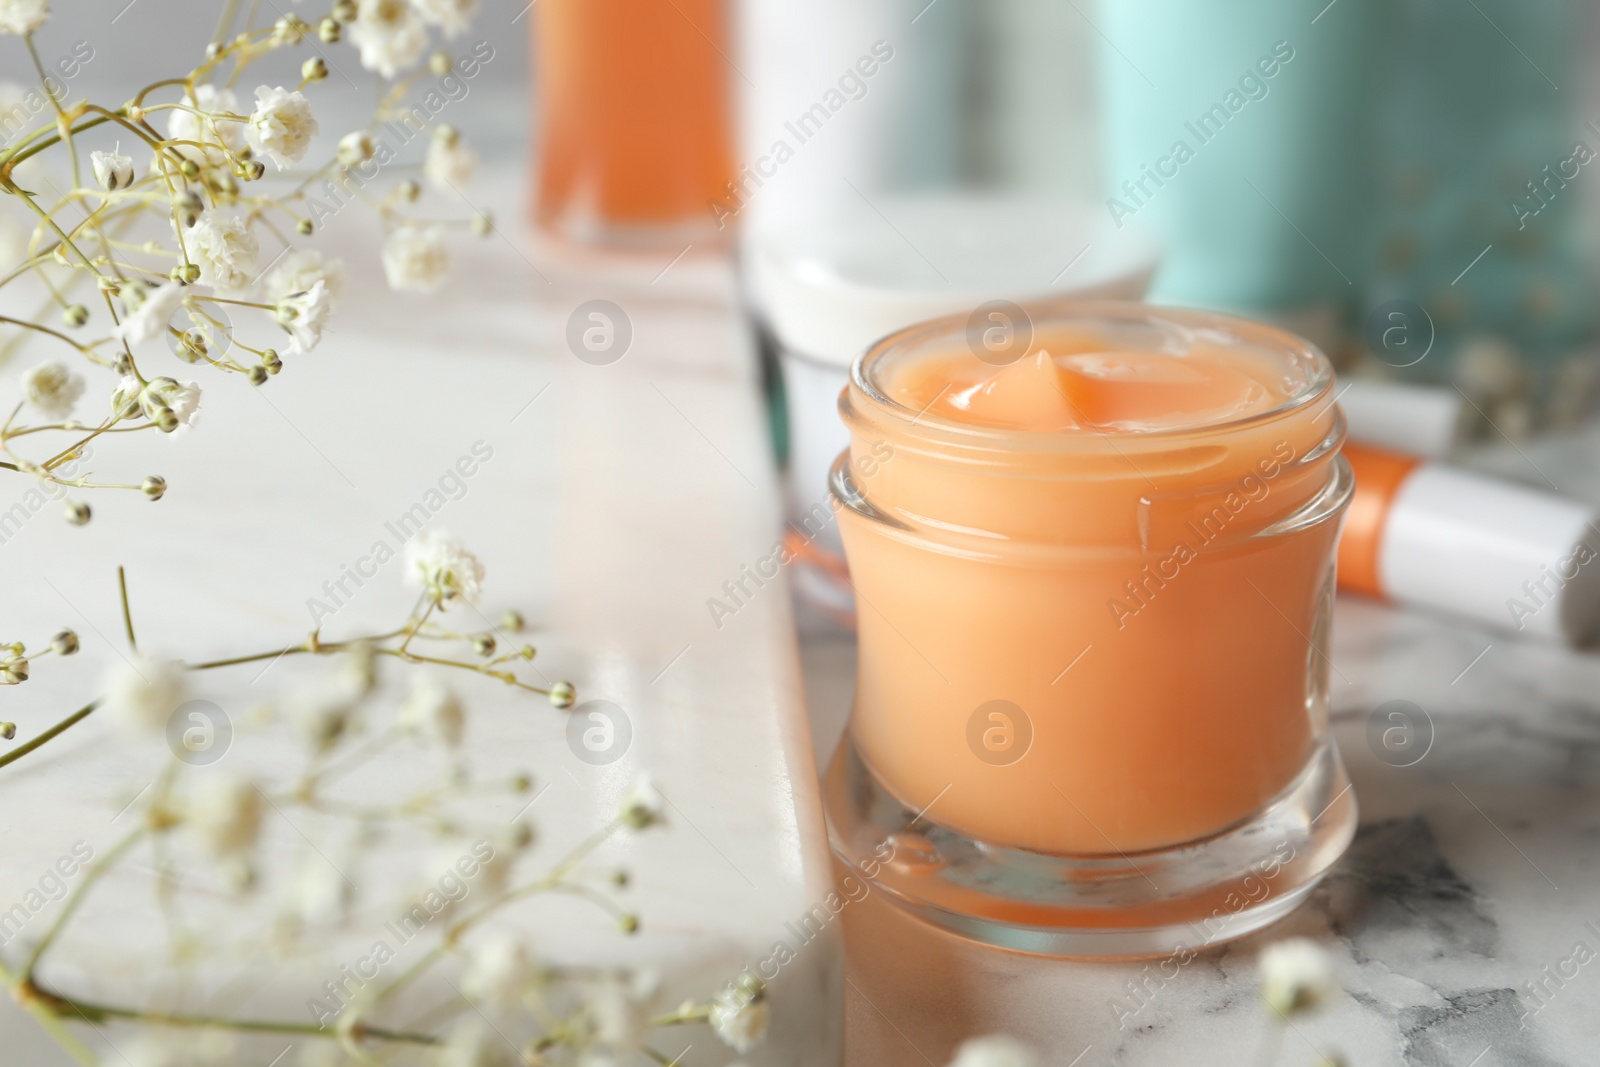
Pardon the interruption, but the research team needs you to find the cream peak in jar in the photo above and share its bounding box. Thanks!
[832,303,1350,857]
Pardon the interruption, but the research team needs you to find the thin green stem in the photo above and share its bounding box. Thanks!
[117,566,137,650]
[22,828,144,980]
[0,701,98,769]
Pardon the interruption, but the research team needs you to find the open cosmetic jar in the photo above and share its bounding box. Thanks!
[823,301,1356,957]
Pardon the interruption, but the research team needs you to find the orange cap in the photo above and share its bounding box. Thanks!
[1337,442,1423,599]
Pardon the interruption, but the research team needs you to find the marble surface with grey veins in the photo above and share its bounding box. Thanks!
[802,422,1600,1067]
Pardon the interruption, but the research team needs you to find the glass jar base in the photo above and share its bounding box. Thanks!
[824,731,1356,959]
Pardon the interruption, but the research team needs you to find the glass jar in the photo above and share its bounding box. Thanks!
[823,301,1357,957]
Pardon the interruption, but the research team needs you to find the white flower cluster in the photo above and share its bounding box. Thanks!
[404,530,484,604]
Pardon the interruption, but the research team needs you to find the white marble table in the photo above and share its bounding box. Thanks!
[801,423,1600,1067]
[0,175,839,1065]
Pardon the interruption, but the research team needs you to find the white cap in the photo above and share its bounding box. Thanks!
[1379,464,1600,644]
[744,193,1161,366]
[1337,378,1465,459]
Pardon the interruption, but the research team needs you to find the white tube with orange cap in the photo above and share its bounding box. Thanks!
[1338,442,1600,644]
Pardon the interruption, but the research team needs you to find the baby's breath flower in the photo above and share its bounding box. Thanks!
[618,775,664,831]
[63,498,89,525]
[424,129,476,191]
[141,475,167,500]
[50,628,78,655]
[166,84,244,163]
[91,143,135,190]
[246,85,319,169]
[413,0,475,37]
[1259,937,1338,1017]
[21,360,84,419]
[398,676,465,748]
[264,248,346,306]
[350,0,427,78]
[61,303,88,327]
[588,969,658,1047]
[0,0,48,36]
[111,280,185,346]
[461,934,534,1009]
[336,130,375,166]
[947,1036,1039,1067]
[185,213,260,292]
[284,853,353,925]
[275,279,332,354]
[381,224,448,293]
[437,1020,518,1067]
[186,775,263,857]
[709,974,769,1054]
[404,530,483,603]
[548,680,575,709]
[101,656,187,736]
[138,377,203,431]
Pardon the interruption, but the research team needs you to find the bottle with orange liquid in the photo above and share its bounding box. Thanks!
[532,0,736,244]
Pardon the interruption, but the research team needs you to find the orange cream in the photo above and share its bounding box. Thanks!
[834,304,1349,855]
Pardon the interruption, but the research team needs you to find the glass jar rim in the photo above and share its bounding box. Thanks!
[849,299,1335,449]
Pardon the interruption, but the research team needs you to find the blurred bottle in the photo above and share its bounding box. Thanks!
[1094,0,1381,348]
[532,0,736,245]
[1363,0,1593,423]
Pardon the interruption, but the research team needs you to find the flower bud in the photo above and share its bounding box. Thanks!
[93,148,135,191]
[471,212,493,238]
[64,500,90,525]
[331,0,357,21]
[155,408,180,433]
[318,16,341,43]
[0,723,14,739]
[141,476,167,501]
[302,56,328,82]
[472,633,496,657]
[242,159,266,182]
[179,158,200,180]
[249,365,269,386]
[175,190,203,227]
[50,629,79,655]
[297,218,313,235]
[432,123,461,149]
[183,263,201,283]
[429,51,452,77]
[548,681,575,709]
[501,609,524,632]
[62,304,88,327]
[181,329,212,362]
[618,914,639,935]
[397,178,421,202]
[169,266,189,286]
[263,349,283,374]
[519,644,536,660]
